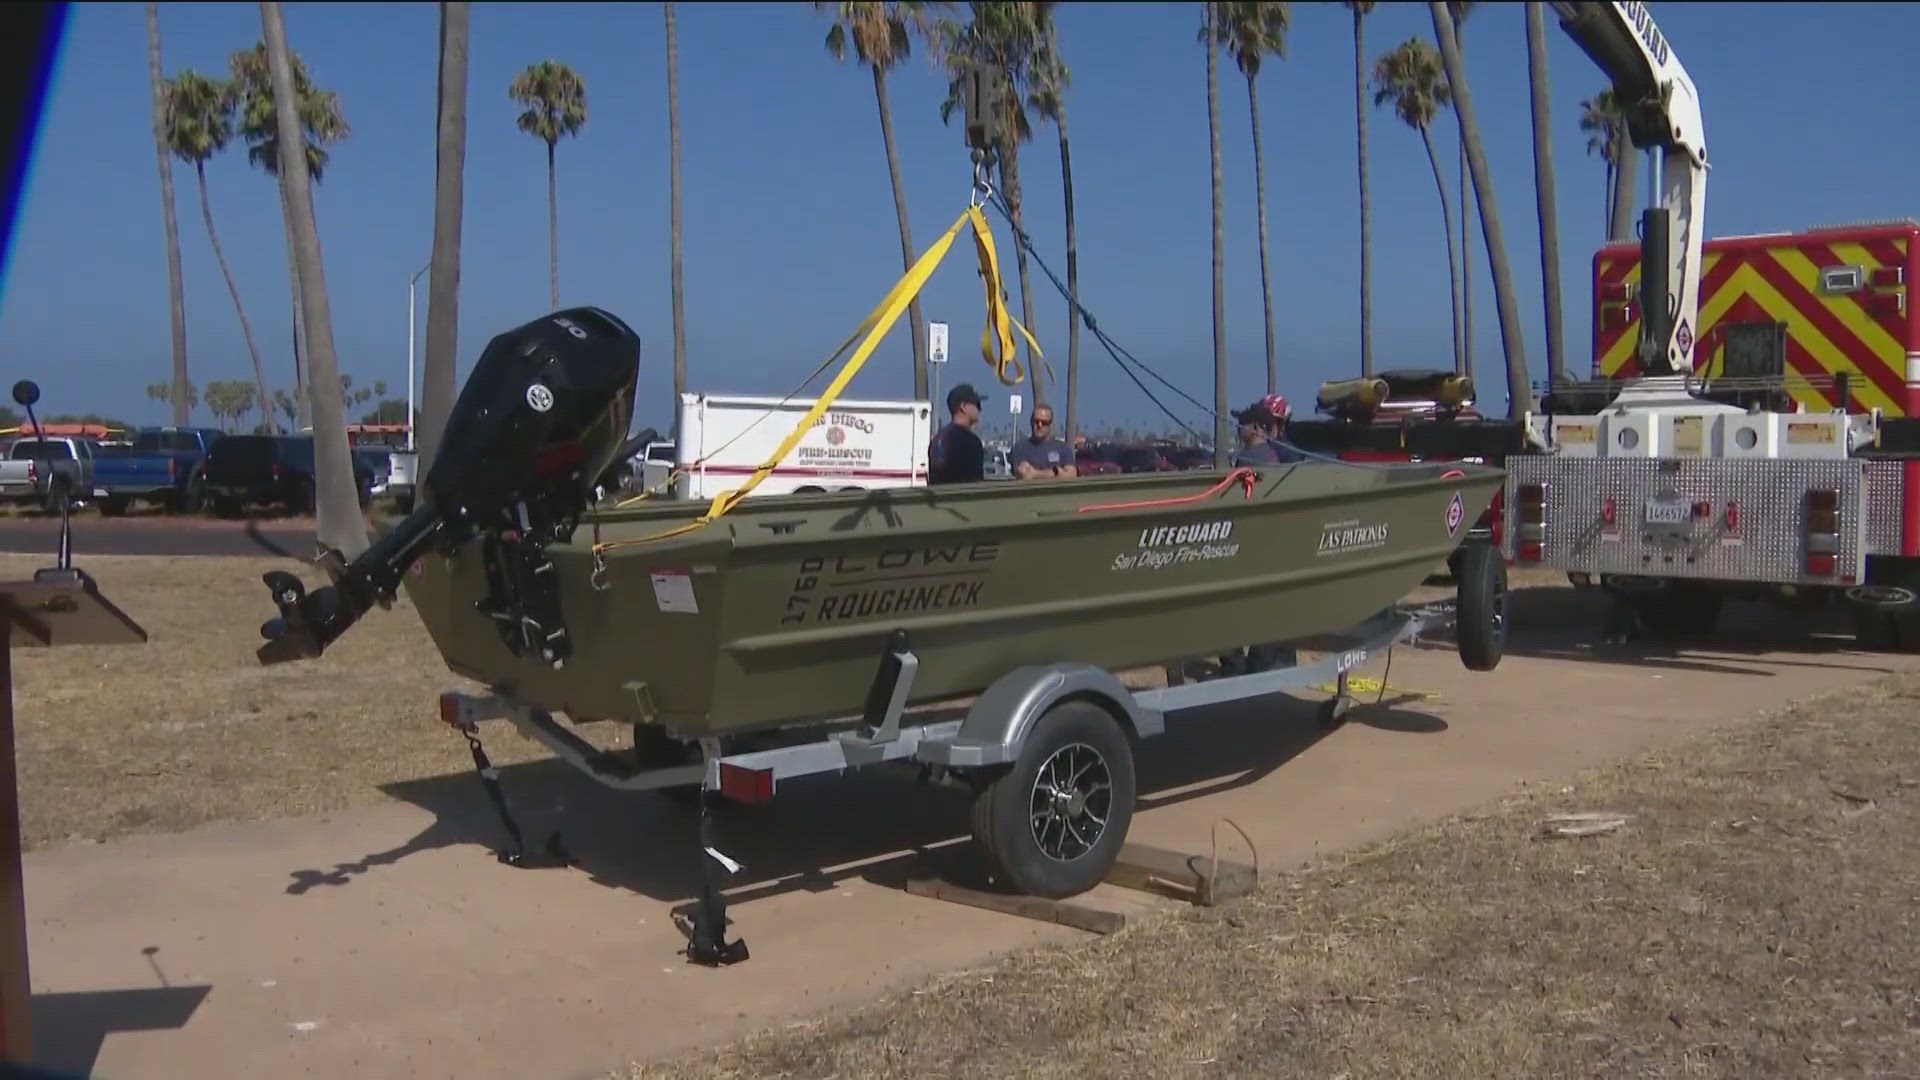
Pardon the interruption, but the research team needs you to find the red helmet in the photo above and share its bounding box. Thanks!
[1260,393,1291,421]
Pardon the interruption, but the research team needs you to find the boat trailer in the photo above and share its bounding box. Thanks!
[436,546,1506,967]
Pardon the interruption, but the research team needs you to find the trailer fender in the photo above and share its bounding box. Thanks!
[914,662,1163,771]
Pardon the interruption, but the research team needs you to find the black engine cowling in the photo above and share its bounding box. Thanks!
[256,307,642,666]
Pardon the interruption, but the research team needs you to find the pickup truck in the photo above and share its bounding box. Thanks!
[0,436,97,511]
[91,426,226,515]
[201,434,377,517]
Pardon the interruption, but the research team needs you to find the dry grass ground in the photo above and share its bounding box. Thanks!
[2,552,546,849]
[625,670,1920,1080]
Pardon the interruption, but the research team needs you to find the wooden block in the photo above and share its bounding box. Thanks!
[1105,841,1257,906]
[903,876,1126,934]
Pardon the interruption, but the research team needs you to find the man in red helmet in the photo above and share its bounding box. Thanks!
[1229,393,1307,467]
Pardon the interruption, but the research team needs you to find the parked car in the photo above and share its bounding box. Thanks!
[91,426,226,515]
[0,436,97,511]
[201,434,377,517]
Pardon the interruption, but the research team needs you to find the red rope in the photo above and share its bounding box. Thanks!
[1074,467,1258,514]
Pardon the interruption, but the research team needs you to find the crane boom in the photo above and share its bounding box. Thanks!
[1549,0,1706,378]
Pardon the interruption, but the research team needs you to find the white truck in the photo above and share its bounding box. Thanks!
[668,392,933,500]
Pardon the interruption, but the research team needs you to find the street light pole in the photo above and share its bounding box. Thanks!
[407,262,429,450]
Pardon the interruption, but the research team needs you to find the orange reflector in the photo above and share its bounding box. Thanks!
[1726,501,1739,530]
[1805,552,1836,576]
[1518,540,1543,562]
[719,762,774,804]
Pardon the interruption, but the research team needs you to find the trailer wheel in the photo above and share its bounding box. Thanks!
[969,700,1135,899]
[1454,542,1507,671]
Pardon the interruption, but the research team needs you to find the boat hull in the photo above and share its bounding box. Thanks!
[401,461,1502,738]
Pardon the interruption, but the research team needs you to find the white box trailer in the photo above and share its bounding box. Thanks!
[672,392,933,500]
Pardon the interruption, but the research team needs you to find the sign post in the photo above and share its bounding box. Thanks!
[927,321,948,415]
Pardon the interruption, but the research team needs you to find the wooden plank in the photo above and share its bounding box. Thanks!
[903,876,1126,935]
[1104,841,1257,907]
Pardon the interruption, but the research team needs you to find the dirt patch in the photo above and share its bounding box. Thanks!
[2,553,547,850]
[623,668,1920,1080]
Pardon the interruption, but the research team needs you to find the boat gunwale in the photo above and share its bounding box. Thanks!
[577,460,1506,551]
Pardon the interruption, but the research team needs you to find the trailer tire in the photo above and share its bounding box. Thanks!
[969,700,1135,899]
[1454,542,1507,672]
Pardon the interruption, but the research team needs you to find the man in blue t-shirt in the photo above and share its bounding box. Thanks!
[927,383,988,485]
[1007,402,1078,479]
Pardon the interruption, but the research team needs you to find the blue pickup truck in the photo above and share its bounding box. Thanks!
[91,426,226,515]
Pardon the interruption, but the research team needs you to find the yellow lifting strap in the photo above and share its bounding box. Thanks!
[591,202,1041,556]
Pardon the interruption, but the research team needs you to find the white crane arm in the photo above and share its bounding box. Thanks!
[1549,0,1706,378]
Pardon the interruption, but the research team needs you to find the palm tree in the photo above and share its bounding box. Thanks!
[419,1,469,477]
[1211,2,1289,396]
[228,41,350,430]
[665,2,688,441]
[1580,87,1635,242]
[508,60,587,310]
[1525,2,1565,383]
[1203,2,1227,469]
[815,2,947,403]
[934,3,1045,404]
[1447,1,1476,383]
[1343,1,1377,377]
[1025,2,1081,442]
[258,1,363,555]
[1428,2,1531,417]
[1372,38,1462,376]
[146,3,190,426]
[164,69,274,434]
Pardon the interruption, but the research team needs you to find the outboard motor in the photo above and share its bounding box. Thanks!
[257,307,642,667]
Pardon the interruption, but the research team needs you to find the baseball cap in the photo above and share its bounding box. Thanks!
[1230,400,1274,424]
[947,383,987,411]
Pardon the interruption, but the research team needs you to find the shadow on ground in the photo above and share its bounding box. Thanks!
[27,984,211,1077]
[282,688,1444,915]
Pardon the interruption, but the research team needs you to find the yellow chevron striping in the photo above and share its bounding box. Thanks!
[1768,245,1905,365]
[1728,263,1899,413]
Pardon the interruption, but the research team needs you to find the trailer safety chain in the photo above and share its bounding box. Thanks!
[454,720,572,870]
[585,199,1041,561]
[1072,467,1258,515]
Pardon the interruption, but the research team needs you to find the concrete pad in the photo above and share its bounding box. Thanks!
[23,588,1917,1079]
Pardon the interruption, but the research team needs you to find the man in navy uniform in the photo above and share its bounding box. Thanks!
[927,383,987,485]
[1007,402,1078,479]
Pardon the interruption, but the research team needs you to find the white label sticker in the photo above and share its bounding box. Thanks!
[650,568,699,614]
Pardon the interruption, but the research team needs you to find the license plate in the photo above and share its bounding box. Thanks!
[1644,498,1691,525]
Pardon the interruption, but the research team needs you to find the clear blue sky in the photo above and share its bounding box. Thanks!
[4,1,1919,436]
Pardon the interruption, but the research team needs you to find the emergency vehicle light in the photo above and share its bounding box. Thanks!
[1870,265,1904,289]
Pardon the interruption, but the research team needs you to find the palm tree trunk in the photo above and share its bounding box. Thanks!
[278,184,311,429]
[1205,5,1227,469]
[196,162,273,433]
[1420,125,1464,379]
[1603,159,1615,235]
[999,145,1042,405]
[260,0,365,555]
[1458,132,1472,381]
[546,140,559,309]
[1430,2,1530,417]
[146,2,190,426]
[1525,2,1565,383]
[1610,145,1637,243]
[1353,6,1374,377]
[666,1,690,439]
[1246,74,1276,394]
[870,65,928,402]
[1056,112,1081,447]
[419,0,468,478]
[1454,6,1472,383]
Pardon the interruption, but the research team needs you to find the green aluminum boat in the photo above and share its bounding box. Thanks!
[254,306,1503,741]
[399,458,1502,739]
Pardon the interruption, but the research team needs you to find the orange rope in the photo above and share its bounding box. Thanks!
[1074,467,1258,514]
